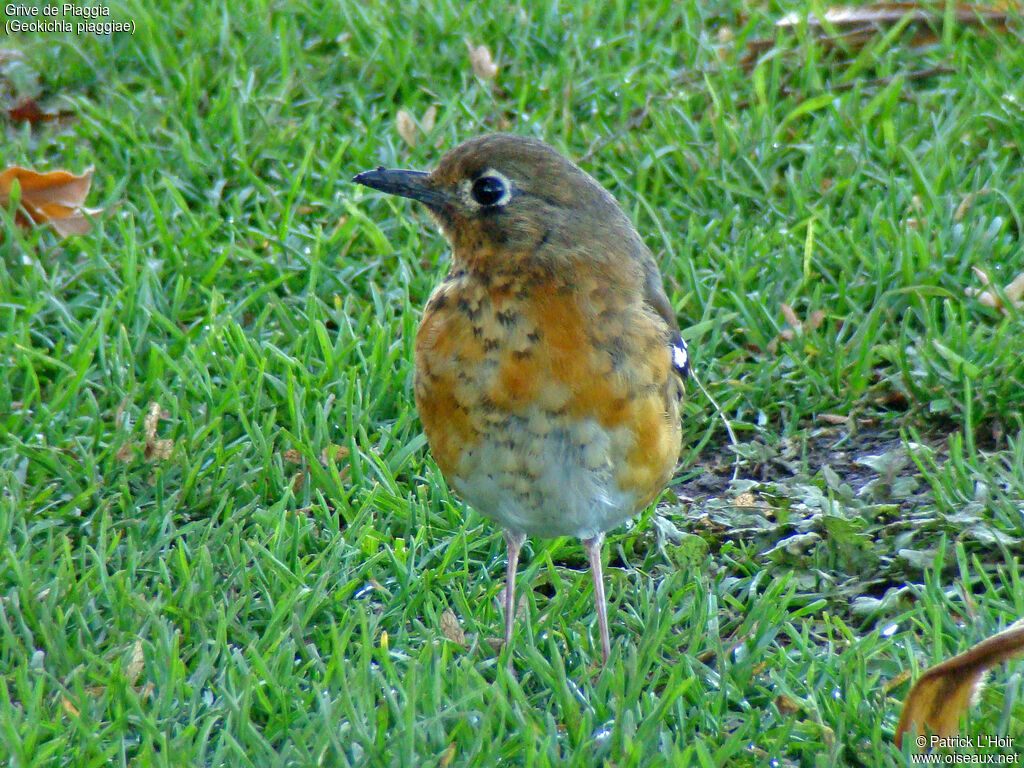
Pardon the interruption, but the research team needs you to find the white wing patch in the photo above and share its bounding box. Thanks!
[671,333,689,378]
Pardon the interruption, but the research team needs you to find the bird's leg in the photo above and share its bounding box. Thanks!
[582,534,610,663]
[502,530,527,652]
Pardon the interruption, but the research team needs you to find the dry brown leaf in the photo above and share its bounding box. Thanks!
[465,39,499,80]
[440,609,466,646]
[895,618,1024,749]
[818,413,850,425]
[439,743,458,768]
[143,402,167,441]
[60,695,80,717]
[777,3,1012,31]
[125,640,144,686]
[115,444,135,463]
[954,192,976,221]
[780,303,801,329]
[0,166,101,237]
[966,268,1024,313]
[320,444,350,466]
[776,693,802,715]
[734,491,757,509]
[396,109,418,147]
[805,309,825,332]
[282,448,303,464]
[768,303,824,353]
[142,401,173,461]
[748,2,1012,57]
[145,439,173,461]
[421,105,437,134]
[7,96,75,125]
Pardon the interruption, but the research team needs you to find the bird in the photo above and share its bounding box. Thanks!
[353,133,688,663]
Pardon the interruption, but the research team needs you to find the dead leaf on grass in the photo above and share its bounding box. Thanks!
[319,444,350,466]
[767,304,826,353]
[895,618,1024,749]
[965,267,1024,314]
[749,2,1014,55]
[440,609,467,646]
[396,109,418,146]
[125,639,144,686]
[142,401,173,461]
[0,166,101,237]
[818,413,851,425]
[439,744,458,768]
[395,105,438,147]
[60,695,80,717]
[6,96,75,125]
[776,693,802,715]
[465,39,499,80]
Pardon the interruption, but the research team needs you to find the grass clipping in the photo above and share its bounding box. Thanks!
[896,618,1024,749]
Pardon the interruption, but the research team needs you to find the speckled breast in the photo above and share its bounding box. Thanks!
[413,267,682,539]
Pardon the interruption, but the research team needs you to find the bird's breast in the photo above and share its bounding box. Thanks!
[413,269,681,537]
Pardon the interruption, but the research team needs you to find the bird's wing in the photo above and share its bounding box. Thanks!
[641,260,689,379]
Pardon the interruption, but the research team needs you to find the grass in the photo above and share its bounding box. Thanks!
[1,0,1023,765]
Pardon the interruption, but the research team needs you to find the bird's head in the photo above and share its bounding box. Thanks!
[353,133,643,272]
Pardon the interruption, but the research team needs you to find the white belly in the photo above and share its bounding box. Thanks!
[451,410,638,539]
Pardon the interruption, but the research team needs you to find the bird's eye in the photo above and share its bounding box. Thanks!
[470,174,508,207]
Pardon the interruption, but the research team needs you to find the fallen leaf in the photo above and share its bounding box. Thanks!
[895,618,1024,749]
[966,267,1024,313]
[282,448,303,464]
[125,640,144,685]
[818,413,850,425]
[396,109,418,146]
[777,2,1012,32]
[60,696,80,717]
[465,39,499,80]
[781,302,801,329]
[776,693,802,715]
[954,192,976,221]
[142,401,173,461]
[421,104,437,134]
[768,303,825,353]
[785,3,1008,45]
[734,491,757,509]
[440,609,466,646]
[0,166,101,237]
[319,444,350,466]
[7,96,74,125]
[439,743,458,768]
[746,3,1013,57]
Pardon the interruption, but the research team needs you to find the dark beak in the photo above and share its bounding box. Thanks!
[352,167,449,210]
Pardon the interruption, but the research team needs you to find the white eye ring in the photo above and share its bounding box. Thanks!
[459,168,513,209]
